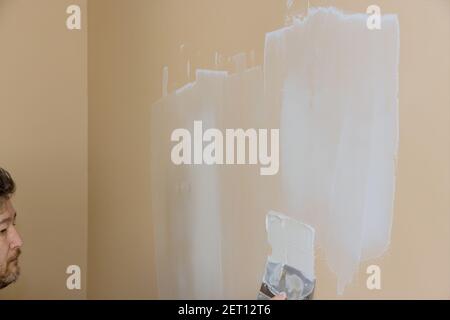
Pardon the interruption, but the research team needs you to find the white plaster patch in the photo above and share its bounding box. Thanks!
[151,7,399,297]
[264,7,399,293]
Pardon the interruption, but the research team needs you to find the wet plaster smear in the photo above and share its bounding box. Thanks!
[150,7,399,298]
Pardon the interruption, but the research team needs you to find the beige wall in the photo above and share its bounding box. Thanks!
[0,0,446,300]
[0,0,88,299]
[87,0,449,299]
[87,0,158,299]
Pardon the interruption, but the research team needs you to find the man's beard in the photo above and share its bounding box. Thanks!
[0,249,21,289]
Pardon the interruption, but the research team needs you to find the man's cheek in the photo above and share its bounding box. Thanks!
[0,260,5,275]
[0,250,8,266]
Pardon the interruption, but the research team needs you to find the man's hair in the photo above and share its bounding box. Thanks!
[0,167,15,203]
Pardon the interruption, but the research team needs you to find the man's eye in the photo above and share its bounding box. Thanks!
[0,229,7,235]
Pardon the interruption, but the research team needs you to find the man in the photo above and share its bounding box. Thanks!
[0,167,23,289]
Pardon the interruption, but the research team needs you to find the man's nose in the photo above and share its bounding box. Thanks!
[9,226,23,249]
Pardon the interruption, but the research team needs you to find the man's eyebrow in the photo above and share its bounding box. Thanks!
[0,213,16,225]
[0,217,11,225]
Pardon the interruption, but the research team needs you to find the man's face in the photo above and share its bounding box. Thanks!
[0,199,23,289]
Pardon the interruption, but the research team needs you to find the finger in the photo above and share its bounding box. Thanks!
[271,292,287,300]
